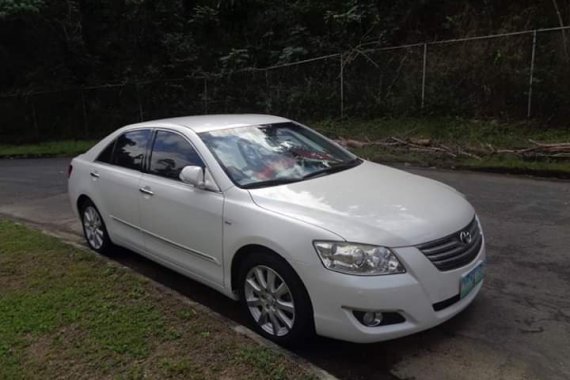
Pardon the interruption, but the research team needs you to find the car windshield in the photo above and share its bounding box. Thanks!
[199,122,361,189]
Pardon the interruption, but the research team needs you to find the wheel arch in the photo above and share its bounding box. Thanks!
[231,244,279,293]
[230,244,307,297]
[76,194,92,213]
[231,243,316,340]
[76,194,111,231]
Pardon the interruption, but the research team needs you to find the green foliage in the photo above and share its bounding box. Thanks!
[2,0,559,92]
[279,46,308,63]
[324,1,378,26]
[219,48,250,70]
[191,5,219,25]
[0,0,569,132]
[0,140,96,158]
[0,0,42,18]
[0,1,567,88]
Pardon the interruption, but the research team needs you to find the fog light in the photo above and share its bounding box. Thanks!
[352,310,406,326]
[361,311,383,327]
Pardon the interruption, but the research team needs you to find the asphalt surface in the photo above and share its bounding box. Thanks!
[1,157,569,380]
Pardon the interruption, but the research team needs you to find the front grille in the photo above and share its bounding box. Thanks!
[417,218,482,271]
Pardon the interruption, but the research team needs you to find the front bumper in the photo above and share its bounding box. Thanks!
[298,240,486,343]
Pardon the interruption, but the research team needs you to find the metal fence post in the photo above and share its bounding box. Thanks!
[265,70,270,113]
[421,43,428,109]
[339,54,344,118]
[527,30,537,118]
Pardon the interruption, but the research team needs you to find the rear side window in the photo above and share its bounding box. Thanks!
[112,130,151,171]
[96,140,115,163]
[149,130,204,180]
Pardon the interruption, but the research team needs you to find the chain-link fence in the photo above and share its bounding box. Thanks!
[1,26,569,143]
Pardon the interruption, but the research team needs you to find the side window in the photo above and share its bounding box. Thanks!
[149,130,204,180]
[96,139,115,163]
[112,129,151,171]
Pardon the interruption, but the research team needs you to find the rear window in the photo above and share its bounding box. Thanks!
[96,140,115,163]
[112,130,151,171]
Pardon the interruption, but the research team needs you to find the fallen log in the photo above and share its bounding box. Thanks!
[334,136,570,161]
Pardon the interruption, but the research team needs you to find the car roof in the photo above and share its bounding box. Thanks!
[124,114,291,133]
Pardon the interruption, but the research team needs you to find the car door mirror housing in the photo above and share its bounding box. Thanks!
[179,166,205,188]
[179,165,219,192]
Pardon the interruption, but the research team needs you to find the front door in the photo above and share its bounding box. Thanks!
[139,130,224,287]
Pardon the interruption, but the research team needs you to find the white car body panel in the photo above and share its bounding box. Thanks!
[220,186,343,290]
[88,162,146,252]
[139,172,225,285]
[248,160,474,247]
[68,114,486,343]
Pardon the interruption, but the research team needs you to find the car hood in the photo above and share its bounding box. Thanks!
[248,161,475,247]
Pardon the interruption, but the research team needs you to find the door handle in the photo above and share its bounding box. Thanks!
[90,171,100,178]
[139,186,154,196]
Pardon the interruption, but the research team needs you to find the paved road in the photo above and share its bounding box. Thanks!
[1,158,569,380]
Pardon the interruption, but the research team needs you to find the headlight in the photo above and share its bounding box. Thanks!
[313,241,406,276]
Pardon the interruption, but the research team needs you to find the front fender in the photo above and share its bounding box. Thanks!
[221,187,341,292]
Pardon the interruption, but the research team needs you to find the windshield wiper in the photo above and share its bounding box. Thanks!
[242,158,362,189]
[242,177,303,189]
[302,158,362,180]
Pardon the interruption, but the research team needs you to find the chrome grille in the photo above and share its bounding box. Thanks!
[417,218,482,271]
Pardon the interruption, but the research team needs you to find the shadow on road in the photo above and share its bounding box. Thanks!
[103,245,479,380]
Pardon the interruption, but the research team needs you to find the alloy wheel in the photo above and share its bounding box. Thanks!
[244,265,295,336]
[83,206,104,250]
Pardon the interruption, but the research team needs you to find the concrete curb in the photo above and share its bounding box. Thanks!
[5,217,339,380]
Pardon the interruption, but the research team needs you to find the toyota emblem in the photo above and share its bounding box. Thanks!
[459,231,473,245]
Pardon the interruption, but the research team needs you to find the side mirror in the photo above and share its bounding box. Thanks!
[179,166,219,192]
[179,166,205,188]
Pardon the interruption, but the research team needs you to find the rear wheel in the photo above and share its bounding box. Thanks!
[238,252,314,346]
[80,200,112,254]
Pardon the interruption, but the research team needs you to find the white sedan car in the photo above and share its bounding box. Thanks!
[68,114,485,345]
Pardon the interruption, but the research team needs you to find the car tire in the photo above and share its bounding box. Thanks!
[238,252,314,347]
[80,199,113,254]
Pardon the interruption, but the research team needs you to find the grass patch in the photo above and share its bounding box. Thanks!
[0,220,314,379]
[235,347,289,380]
[314,118,570,177]
[0,140,96,158]
[2,117,568,177]
[314,117,569,147]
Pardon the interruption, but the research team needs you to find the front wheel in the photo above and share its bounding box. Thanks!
[238,253,314,346]
[80,200,112,254]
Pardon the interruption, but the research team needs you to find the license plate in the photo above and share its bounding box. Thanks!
[460,261,485,299]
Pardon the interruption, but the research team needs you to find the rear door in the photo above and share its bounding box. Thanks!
[139,129,225,287]
[91,129,151,251]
